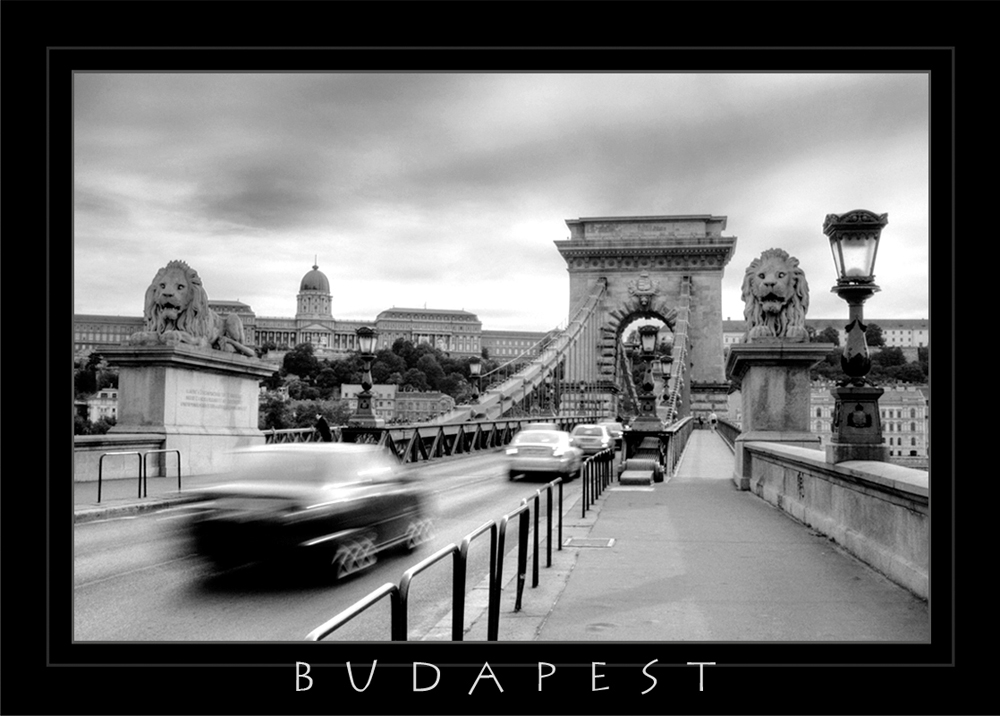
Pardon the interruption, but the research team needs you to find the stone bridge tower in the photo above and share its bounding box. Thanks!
[554,215,738,420]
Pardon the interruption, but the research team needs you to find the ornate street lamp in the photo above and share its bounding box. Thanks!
[825,210,887,381]
[638,324,659,355]
[632,324,661,428]
[823,209,889,462]
[469,356,482,403]
[351,326,379,427]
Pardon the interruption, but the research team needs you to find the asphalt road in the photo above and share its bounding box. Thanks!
[73,452,567,641]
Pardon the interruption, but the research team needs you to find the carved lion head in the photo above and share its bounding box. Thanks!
[143,260,212,338]
[741,248,809,340]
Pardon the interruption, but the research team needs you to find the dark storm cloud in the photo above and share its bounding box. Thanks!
[74,72,928,327]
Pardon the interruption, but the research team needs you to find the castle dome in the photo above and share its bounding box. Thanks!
[300,262,330,293]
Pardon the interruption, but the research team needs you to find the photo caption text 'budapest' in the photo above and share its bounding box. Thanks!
[295,661,716,694]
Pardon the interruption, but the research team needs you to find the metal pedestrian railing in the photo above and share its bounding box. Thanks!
[580,448,615,517]
[306,470,585,642]
[97,448,182,503]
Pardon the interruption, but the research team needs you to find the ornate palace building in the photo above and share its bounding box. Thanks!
[75,261,548,362]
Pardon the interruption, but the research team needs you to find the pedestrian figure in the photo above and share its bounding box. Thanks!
[709,411,718,432]
[698,416,704,429]
[315,414,333,442]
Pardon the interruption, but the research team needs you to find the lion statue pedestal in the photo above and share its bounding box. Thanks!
[725,341,833,490]
[102,343,274,476]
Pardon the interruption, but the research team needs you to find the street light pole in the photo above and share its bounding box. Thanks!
[350,326,379,428]
[632,324,661,430]
[823,209,890,463]
[469,356,482,404]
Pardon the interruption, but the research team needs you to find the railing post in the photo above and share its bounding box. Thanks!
[531,493,540,588]
[515,508,529,611]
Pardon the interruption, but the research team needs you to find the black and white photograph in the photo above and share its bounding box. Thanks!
[71,70,935,647]
[8,12,974,712]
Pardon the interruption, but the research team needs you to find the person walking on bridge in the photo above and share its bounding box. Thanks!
[314,414,333,442]
[709,411,718,432]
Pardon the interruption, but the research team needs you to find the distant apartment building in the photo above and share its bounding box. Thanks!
[339,384,456,423]
[480,329,552,361]
[75,387,119,423]
[810,384,930,464]
[722,318,929,353]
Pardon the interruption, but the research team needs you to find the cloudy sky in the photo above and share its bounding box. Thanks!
[74,72,929,332]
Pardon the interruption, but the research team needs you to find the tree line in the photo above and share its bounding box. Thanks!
[259,338,497,430]
[807,323,928,384]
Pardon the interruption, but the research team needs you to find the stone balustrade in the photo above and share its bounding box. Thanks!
[741,441,928,599]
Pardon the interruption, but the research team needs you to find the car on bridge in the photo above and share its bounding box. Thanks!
[597,420,625,449]
[570,423,614,456]
[185,444,433,580]
[505,428,582,482]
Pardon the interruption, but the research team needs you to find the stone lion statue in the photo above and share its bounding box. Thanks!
[128,260,256,356]
[741,248,809,342]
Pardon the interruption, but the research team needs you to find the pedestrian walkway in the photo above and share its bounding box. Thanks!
[74,472,226,522]
[531,430,930,641]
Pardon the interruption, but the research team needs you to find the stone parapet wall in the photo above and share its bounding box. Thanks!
[743,441,929,599]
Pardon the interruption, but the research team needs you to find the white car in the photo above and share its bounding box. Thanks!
[570,424,614,455]
[505,429,582,482]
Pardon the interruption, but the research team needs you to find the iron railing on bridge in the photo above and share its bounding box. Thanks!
[305,473,574,642]
[265,415,596,464]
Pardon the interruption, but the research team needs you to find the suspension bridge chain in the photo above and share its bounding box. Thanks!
[438,280,608,422]
[663,275,693,423]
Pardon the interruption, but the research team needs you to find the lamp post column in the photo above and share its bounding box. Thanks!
[350,326,379,428]
[823,209,890,463]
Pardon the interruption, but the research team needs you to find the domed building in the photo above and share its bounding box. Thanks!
[297,262,332,319]
[250,261,367,355]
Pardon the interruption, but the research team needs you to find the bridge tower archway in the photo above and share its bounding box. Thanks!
[554,215,738,421]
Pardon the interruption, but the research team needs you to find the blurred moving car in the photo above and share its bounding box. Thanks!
[570,424,614,455]
[505,429,582,481]
[186,444,432,580]
[597,420,625,449]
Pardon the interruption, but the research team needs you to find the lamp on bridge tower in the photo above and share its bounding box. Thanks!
[659,354,674,420]
[469,356,482,403]
[824,209,890,463]
[632,324,662,429]
[350,326,380,428]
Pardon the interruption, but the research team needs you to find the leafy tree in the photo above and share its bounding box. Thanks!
[811,348,846,383]
[259,391,293,430]
[415,354,445,389]
[865,322,885,348]
[256,341,278,358]
[75,415,117,435]
[315,367,341,399]
[813,326,840,346]
[286,378,320,401]
[371,350,407,384]
[74,353,118,398]
[886,362,926,384]
[289,399,352,428]
[401,368,429,391]
[392,338,417,367]
[260,370,284,391]
[872,346,907,368]
[439,372,473,403]
[282,342,320,381]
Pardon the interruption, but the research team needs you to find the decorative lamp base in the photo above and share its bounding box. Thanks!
[826,385,889,463]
